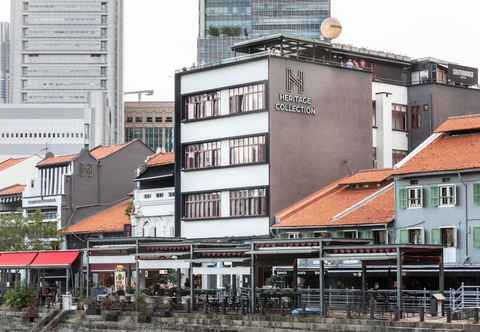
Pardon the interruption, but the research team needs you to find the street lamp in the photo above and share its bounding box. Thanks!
[124,90,154,102]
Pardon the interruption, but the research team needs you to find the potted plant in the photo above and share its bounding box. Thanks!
[101,297,120,322]
[136,295,152,323]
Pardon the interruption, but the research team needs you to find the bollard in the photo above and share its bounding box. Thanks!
[394,307,400,321]
[302,302,306,317]
[347,302,352,319]
[369,302,375,320]
[474,308,479,324]
[446,308,451,323]
[419,306,424,322]
[187,299,191,313]
[222,300,226,315]
[241,299,246,315]
[204,296,209,314]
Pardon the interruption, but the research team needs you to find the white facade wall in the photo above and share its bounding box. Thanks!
[179,59,270,239]
[0,155,41,190]
[0,104,97,158]
[132,187,175,238]
[9,0,123,144]
[372,82,409,167]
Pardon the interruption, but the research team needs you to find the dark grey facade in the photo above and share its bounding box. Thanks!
[198,0,330,64]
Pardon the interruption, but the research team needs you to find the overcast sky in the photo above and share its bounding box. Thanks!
[0,0,479,101]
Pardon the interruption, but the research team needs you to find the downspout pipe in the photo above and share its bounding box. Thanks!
[458,172,469,259]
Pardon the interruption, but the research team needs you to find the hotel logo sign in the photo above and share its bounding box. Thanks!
[275,68,316,116]
[286,68,304,94]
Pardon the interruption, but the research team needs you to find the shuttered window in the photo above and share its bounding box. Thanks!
[431,186,440,207]
[431,228,441,245]
[399,229,409,244]
[474,184,480,205]
[398,188,407,209]
[473,227,480,248]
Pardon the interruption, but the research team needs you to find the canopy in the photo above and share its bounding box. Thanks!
[30,251,80,268]
[0,252,37,268]
[0,250,80,269]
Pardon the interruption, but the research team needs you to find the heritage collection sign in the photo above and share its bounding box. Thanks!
[274,68,317,116]
[448,64,478,86]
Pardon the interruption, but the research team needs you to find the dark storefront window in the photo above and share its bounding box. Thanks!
[184,92,220,121]
[230,135,266,165]
[410,106,421,129]
[184,192,221,219]
[392,104,407,131]
[229,83,264,114]
[184,141,221,170]
[230,188,267,217]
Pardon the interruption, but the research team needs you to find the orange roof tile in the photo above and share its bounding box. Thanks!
[90,141,138,160]
[338,168,393,185]
[0,184,26,196]
[0,158,27,172]
[62,200,131,235]
[434,114,480,133]
[146,152,174,167]
[37,154,77,168]
[395,132,480,175]
[273,183,393,229]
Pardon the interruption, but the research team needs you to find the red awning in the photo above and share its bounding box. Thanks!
[29,251,80,268]
[0,252,38,268]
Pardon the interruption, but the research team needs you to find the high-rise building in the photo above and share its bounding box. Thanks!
[0,22,9,104]
[9,0,124,144]
[197,0,330,64]
[125,101,174,152]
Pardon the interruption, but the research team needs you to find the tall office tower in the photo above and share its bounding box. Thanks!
[9,0,124,144]
[0,22,9,104]
[197,0,331,64]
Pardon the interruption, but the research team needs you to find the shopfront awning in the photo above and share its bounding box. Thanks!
[0,252,37,268]
[139,259,190,270]
[29,251,80,268]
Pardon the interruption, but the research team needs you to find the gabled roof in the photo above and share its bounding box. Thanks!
[395,132,480,175]
[62,199,131,235]
[37,154,77,168]
[0,158,27,172]
[434,114,480,133]
[90,139,152,160]
[0,184,26,197]
[146,152,174,167]
[338,168,393,185]
[274,169,395,229]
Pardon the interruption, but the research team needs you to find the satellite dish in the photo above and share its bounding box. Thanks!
[320,17,343,40]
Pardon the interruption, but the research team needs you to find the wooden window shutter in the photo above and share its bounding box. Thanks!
[398,188,407,209]
[431,228,441,245]
[430,186,440,207]
[473,227,480,248]
[474,184,480,205]
[399,229,409,244]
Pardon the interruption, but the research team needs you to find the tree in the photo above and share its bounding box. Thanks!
[0,210,60,251]
[207,26,220,37]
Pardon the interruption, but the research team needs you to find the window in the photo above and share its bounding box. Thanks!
[287,233,300,239]
[156,192,164,198]
[146,117,153,123]
[432,227,457,247]
[372,230,387,244]
[473,226,480,248]
[135,117,142,123]
[392,104,407,131]
[392,150,408,165]
[229,83,265,114]
[230,188,267,217]
[126,117,133,123]
[184,92,219,120]
[372,101,376,127]
[155,117,162,122]
[144,194,152,199]
[431,185,457,207]
[474,184,480,205]
[184,141,221,170]
[168,192,175,197]
[230,135,266,165]
[165,117,173,123]
[337,230,357,239]
[398,187,423,209]
[183,192,221,219]
[411,70,429,85]
[399,228,424,244]
[410,106,421,129]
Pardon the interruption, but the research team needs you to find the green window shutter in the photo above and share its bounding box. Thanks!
[399,229,409,244]
[430,186,440,207]
[398,188,407,209]
[473,227,480,248]
[474,184,480,205]
[431,228,441,245]
[453,185,458,206]
[360,230,372,240]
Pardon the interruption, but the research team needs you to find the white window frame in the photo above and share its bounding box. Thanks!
[338,229,358,239]
[439,226,457,248]
[438,184,456,208]
[407,227,425,244]
[287,232,300,239]
[406,186,423,209]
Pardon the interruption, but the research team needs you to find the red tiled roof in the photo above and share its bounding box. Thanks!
[62,200,131,235]
[90,140,141,160]
[0,184,26,196]
[434,114,480,133]
[273,183,394,229]
[0,158,27,172]
[338,168,393,185]
[37,154,77,167]
[395,132,480,175]
[146,152,174,167]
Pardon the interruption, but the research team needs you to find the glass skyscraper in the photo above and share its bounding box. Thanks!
[198,0,330,64]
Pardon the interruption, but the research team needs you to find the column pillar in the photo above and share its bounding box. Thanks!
[319,241,325,316]
[375,92,393,168]
[250,243,256,313]
[396,249,402,317]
